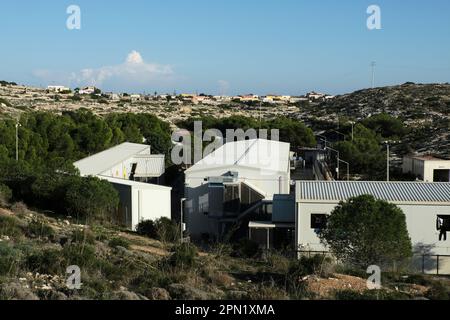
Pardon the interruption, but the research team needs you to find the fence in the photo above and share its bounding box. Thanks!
[412,254,450,275]
[296,251,450,276]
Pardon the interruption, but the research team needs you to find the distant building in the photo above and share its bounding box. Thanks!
[130,94,142,102]
[403,155,450,182]
[104,92,121,101]
[78,86,96,95]
[73,142,171,230]
[47,85,70,93]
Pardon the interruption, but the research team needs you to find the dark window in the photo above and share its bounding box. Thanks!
[311,214,328,229]
[437,215,450,231]
[224,184,240,214]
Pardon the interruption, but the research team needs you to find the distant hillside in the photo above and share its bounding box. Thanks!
[309,83,450,157]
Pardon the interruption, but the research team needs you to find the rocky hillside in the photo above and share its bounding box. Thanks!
[310,83,450,157]
[0,200,449,300]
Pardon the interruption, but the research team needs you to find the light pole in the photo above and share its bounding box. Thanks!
[349,121,356,141]
[384,140,399,182]
[326,146,340,180]
[180,198,186,243]
[15,119,21,162]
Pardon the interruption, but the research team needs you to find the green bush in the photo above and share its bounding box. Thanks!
[288,255,334,279]
[137,218,180,243]
[333,289,410,300]
[71,228,96,245]
[155,218,179,243]
[167,243,198,269]
[319,195,412,268]
[108,237,130,249]
[232,239,259,258]
[62,243,98,269]
[426,281,450,300]
[0,215,24,238]
[27,219,55,239]
[0,184,12,206]
[0,243,23,276]
[136,220,157,238]
[26,248,64,274]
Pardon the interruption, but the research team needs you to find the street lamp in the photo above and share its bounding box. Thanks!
[349,121,356,141]
[384,140,399,182]
[15,119,21,162]
[180,198,186,243]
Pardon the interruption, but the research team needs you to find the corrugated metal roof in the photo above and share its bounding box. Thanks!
[133,155,165,177]
[186,139,291,173]
[296,181,450,204]
[74,142,150,176]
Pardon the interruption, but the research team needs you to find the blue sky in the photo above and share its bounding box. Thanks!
[0,0,449,95]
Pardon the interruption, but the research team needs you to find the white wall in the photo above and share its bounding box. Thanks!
[423,161,450,182]
[297,202,450,255]
[131,186,171,231]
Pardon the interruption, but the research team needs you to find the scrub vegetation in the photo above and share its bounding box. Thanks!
[0,192,448,300]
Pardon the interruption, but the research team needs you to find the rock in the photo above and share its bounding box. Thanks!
[167,283,214,300]
[147,287,171,300]
[0,282,39,300]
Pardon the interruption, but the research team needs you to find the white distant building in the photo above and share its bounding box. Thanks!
[78,86,96,95]
[130,94,142,102]
[184,139,292,239]
[47,85,70,93]
[104,92,121,100]
[403,155,450,182]
[73,142,171,230]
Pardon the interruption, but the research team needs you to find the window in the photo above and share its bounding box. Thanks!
[437,215,450,241]
[311,214,328,229]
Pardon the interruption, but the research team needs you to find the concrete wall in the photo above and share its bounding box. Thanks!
[297,202,450,255]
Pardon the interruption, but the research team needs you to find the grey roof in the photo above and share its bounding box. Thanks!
[296,181,450,204]
[74,142,150,176]
[133,155,165,178]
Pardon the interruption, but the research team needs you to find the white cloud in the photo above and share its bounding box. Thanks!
[33,50,176,90]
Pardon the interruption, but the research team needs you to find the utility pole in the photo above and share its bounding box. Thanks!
[384,140,400,182]
[371,61,376,89]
